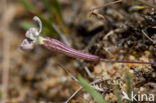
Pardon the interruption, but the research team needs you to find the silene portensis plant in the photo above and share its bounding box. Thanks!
[20,16,156,69]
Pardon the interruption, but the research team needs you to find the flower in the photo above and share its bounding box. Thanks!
[20,16,43,50]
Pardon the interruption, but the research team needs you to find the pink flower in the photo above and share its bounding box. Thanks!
[20,16,155,69]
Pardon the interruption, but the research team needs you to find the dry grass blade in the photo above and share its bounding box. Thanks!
[137,0,156,9]
[57,64,78,82]
[90,0,122,12]
[89,0,122,19]
[142,30,156,44]
[52,24,71,47]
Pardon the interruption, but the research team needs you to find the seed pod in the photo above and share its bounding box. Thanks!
[42,37,100,61]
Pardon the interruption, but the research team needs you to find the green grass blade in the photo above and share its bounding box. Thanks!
[114,86,122,103]
[53,0,62,20]
[20,15,59,38]
[37,15,59,38]
[52,0,68,33]
[78,75,107,103]
[42,0,54,21]
[20,21,36,30]
[19,0,34,11]
[125,71,131,103]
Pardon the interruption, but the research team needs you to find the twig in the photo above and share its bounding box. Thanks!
[89,0,122,19]
[84,66,93,78]
[57,63,78,82]
[137,0,156,9]
[142,30,156,44]
[103,30,114,40]
[90,0,122,12]
[65,87,82,103]
[79,61,94,78]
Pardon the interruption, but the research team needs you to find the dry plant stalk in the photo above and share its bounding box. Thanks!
[89,0,122,19]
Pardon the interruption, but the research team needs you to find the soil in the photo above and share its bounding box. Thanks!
[0,0,155,103]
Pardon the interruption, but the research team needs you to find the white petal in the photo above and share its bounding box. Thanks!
[25,28,38,40]
[20,39,34,51]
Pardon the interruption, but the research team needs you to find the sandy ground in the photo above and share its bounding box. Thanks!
[0,0,156,103]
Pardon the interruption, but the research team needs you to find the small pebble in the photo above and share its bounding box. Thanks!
[94,65,102,73]
[83,93,90,100]
[140,87,146,93]
[129,55,135,61]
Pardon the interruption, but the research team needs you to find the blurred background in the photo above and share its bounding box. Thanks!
[0,0,156,103]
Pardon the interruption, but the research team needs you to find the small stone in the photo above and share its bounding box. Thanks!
[109,69,116,76]
[123,83,127,90]
[94,65,102,74]
[139,56,148,62]
[119,49,125,53]
[83,93,90,100]
[109,93,114,99]
[129,70,134,74]
[140,87,146,92]
[129,55,135,61]
[105,94,110,101]
[144,51,150,56]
